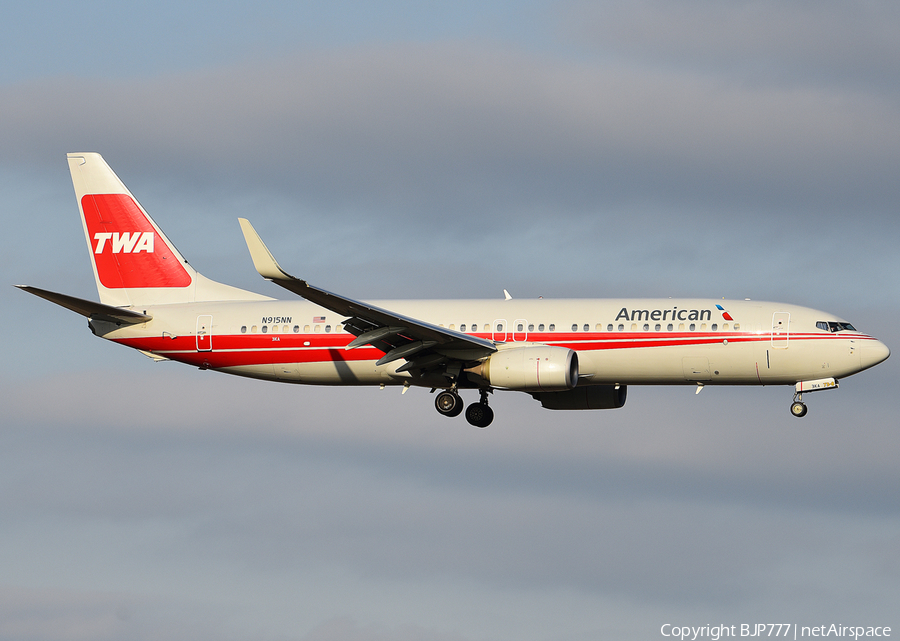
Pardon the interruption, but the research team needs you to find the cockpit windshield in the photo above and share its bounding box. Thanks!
[816,321,857,332]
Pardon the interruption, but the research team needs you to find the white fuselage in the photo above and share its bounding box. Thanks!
[92,297,888,389]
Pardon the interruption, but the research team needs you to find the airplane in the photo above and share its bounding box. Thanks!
[16,153,891,427]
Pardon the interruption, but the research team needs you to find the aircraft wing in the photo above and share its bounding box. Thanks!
[238,219,496,372]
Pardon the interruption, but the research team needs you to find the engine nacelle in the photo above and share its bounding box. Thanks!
[466,346,578,392]
[532,385,628,410]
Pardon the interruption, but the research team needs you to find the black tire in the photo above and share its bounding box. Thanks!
[435,391,463,417]
[465,403,494,428]
[790,401,808,418]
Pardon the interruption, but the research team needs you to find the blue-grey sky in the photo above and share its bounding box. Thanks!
[2,2,899,640]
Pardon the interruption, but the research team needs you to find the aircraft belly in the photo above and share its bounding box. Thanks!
[577,342,763,384]
[222,361,397,385]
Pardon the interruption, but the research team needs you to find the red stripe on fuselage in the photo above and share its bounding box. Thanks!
[112,331,875,369]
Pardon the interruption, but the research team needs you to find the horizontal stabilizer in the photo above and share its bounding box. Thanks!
[15,285,152,324]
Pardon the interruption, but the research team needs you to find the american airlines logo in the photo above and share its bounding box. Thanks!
[93,232,155,254]
[615,307,714,322]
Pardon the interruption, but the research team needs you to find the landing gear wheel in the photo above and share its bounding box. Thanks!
[435,391,463,417]
[790,401,808,418]
[465,403,494,428]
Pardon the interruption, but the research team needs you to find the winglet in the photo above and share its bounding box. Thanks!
[238,218,294,281]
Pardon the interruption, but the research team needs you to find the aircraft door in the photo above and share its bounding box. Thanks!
[513,319,528,342]
[196,315,212,351]
[771,312,789,349]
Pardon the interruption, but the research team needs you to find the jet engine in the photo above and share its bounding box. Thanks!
[465,346,578,392]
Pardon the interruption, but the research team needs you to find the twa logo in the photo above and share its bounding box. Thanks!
[94,232,155,254]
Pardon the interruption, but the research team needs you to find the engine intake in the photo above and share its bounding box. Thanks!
[466,346,578,392]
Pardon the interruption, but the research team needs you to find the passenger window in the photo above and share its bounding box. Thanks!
[241,326,247,334]
[484,324,490,332]
[617,324,624,331]
[689,323,695,331]
[272,325,279,333]
[450,324,456,330]
[643,323,649,331]
[314,325,321,333]
[711,323,717,331]
[700,323,707,331]
[538,323,545,331]
[460,324,467,332]
[608,324,614,332]
[572,324,578,332]
[293,326,300,333]
[325,325,331,333]
[667,323,673,331]
[262,325,268,333]
[723,323,729,331]
[304,325,310,333]
[583,324,589,332]
[631,323,637,331]
[251,325,258,333]
[734,323,740,331]
[679,323,685,331]
[655,323,661,331]
[549,324,555,331]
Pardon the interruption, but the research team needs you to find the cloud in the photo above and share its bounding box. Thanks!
[3,351,898,603]
[5,40,899,307]
[303,617,468,641]
[0,588,124,641]
[565,0,900,92]
[3,43,899,223]
[3,16,899,639]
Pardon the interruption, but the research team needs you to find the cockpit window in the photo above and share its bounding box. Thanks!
[817,321,857,332]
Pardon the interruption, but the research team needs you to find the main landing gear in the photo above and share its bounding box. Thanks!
[434,389,494,427]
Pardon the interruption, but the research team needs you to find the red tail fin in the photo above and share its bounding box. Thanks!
[69,153,270,307]
[82,193,192,289]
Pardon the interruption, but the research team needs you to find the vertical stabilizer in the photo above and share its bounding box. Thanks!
[68,153,269,307]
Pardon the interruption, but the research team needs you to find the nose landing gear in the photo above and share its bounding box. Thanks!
[789,378,839,418]
[790,395,808,418]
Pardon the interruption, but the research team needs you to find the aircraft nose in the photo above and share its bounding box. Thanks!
[860,339,890,371]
